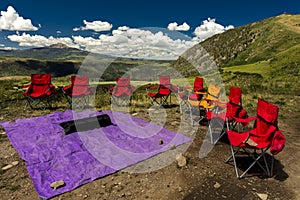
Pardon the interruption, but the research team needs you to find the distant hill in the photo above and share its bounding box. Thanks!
[0,43,88,61]
[172,13,300,79]
[0,44,173,79]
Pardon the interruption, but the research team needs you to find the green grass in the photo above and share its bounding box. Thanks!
[222,61,271,77]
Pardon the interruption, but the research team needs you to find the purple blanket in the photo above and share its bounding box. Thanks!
[1,110,191,199]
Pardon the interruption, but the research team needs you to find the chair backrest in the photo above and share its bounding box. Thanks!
[158,76,171,95]
[194,77,204,92]
[25,74,55,97]
[113,76,133,96]
[255,98,279,146]
[31,73,51,85]
[228,86,242,105]
[226,86,244,119]
[159,76,170,85]
[116,76,130,87]
[206,84,221,100]
[71,75,89,86]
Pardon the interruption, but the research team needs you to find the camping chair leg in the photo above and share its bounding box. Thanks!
[270,155,274,177]
[229,145,240,179]
[238,148,270,178]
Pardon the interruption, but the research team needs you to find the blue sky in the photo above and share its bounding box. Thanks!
[0,0,299,59]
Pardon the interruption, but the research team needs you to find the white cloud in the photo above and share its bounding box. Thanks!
[0,46,17,50]
[5,18,234,60]
[193,18,234,42]
[73,27,197,60]
[73,20,113,32]
[6,26,198,60]
[7,32,78,48]
[0,6,39,31]
[167,22,190,31]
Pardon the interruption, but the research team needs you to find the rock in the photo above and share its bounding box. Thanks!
[256,193,268,200]
[178,187,183,192]
[170,144,176,150]
[158,139,164,145]
[50,180,65,190]
[11,161,19,166]
[214,182,221,189]
[176,154,187,167]
[2,164,13,170]
[132,113,138,116]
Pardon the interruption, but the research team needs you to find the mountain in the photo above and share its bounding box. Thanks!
[172,13,300,79]
[0,43,88,61]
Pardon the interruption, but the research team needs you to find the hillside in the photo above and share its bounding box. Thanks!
[172,13,300,81]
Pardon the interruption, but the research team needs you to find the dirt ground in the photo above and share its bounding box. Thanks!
[0,103,299,200]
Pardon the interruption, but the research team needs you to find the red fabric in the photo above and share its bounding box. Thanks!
[194,77,205,99]
[147,76,178,99]
[23,74,56,98]
[270,130,286,155]
[228,86,242,105]
[226,98,285,155]
[112,76,134,97]
[63,75,94,97]
[208,86,248,125]
[178,77,205,101]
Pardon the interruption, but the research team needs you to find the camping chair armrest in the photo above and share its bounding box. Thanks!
[234,116,256,123]
[149,85,159,90]
[195,91,207,95]
[21,84,31,88]
[145,85,159,92]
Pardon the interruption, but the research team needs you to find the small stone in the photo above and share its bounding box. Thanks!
[0,131,6,135]
[11,161,19,166]
[176,154,187,167]
[214,182,221,189]
[170,144,176,150]
[158,139,164,145]
[178,187,183,192]
[2,164,13,171]
[256,193,268,200]
[50,180,65,190]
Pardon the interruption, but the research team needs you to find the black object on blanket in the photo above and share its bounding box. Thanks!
[59,114,113,134]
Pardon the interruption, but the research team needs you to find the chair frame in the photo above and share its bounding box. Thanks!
[225,98,284,179]
[109,76,135,106]
[62,75,94,109]
[23,73,56,110]
[146,76,177,107]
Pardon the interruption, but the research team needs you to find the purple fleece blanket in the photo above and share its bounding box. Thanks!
[0,110,191,199]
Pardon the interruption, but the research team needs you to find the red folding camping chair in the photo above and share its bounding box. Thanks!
[107,76,135,106]
[62,75,95,109]
[146,75,178,107]
[225,98,286,178]
[206,86,248,144]
[178,77,205,113]
[23,73,57,110]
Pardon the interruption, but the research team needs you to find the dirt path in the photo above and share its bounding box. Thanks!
[278,118,300,199]
[0,107,299,200]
